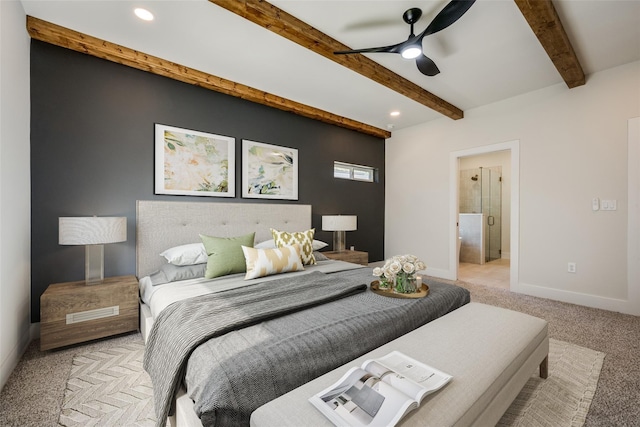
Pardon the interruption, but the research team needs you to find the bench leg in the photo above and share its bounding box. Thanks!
[539,355,548,379]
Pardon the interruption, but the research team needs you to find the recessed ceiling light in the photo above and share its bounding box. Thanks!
[390,111,400,117]
[134,8,154,21]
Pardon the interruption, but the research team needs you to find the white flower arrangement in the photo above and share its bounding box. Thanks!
[373,254,426,292]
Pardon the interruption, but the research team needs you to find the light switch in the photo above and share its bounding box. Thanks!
[592,197,600,211]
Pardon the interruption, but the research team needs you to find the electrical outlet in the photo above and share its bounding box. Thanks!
[568,262,576,273]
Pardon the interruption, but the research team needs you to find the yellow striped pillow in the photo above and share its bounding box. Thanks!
[271,228,316,265]
[242,244,304,280]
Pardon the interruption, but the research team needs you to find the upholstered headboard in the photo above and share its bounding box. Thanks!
[136,200,312,278]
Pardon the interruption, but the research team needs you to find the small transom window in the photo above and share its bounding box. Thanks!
[333,161,377,183]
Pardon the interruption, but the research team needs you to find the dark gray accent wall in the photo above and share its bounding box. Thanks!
[30,41,385,323]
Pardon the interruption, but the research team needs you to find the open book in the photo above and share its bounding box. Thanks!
[309,351,452,427]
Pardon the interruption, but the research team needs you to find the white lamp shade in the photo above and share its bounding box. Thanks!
[59,217,127,245]
[322,215,357,231]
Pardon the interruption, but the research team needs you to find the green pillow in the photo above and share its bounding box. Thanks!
[200,232,255,279]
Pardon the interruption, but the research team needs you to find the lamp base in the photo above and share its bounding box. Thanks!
[85,244,104,285]
[332,231,346,252]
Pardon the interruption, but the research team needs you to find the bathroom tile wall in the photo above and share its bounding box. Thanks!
[459,168,482,213]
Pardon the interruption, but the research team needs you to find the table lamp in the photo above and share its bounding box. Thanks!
[59,216,127,285]
[322,215,357,252]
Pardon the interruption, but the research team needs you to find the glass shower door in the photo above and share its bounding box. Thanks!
[481,167,502,262]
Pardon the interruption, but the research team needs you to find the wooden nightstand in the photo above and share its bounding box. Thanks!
[40,275,139,351]
[323,250,369,266]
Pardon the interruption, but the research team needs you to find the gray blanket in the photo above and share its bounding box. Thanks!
[143,270,368,426]
[185,268,470,426]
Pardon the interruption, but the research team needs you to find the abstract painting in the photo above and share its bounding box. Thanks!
[242,140,298,200]
[155,124,235,197]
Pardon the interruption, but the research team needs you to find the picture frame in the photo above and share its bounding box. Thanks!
[154,124,235,197]
[242,140,298,200]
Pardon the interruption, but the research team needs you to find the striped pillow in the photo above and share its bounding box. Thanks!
[242,244,304,280]
[271,228,316,265]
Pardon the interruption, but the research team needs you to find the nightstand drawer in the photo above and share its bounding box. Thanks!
[40,275,139,350]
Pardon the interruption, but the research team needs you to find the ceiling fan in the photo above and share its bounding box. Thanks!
[334,0,476,76]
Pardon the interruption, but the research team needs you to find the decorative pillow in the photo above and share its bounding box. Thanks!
[200,232,255,279]
[271,228,316,265]
[255,239,328,251]
[314,251,329,262]
[160,243,207,266]
[148,263,207,286]
[312,240,329,251]
[242,244,304,280]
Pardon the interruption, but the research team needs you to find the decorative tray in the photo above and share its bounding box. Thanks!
[370,281,430,299]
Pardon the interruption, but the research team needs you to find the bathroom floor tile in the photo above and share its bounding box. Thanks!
[458,259,510,289]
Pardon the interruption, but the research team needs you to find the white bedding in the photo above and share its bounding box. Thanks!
[139,260,365,319]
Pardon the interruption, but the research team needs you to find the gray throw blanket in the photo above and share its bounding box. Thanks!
[186,268,469,426]
[143,271,367,426]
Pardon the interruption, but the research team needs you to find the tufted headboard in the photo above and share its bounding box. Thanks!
[136,200,312,278]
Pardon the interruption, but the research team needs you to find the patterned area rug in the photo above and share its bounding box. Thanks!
[58,338,603,426]
[498,338,605,427]
[58,342,155,426]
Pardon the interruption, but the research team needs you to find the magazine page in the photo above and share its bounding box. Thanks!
[309,352,452,427]
[360,360,426,403]
[309,366,417,427]
[369,351,453,402]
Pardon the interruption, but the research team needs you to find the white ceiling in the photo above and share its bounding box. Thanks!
[20,0,640,133]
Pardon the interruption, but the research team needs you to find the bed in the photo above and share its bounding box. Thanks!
[136,200,470,427]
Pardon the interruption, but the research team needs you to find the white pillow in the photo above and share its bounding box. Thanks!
[160,243,208,266]
[255,239,328,251]
[242,244,304,280]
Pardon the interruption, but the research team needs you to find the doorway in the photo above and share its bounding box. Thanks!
[449,141,519,289]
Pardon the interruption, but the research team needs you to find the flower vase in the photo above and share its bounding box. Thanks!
[394,274,417,294]
[378,278,392,290]
[372,254,426,294]
[405,275,417,293]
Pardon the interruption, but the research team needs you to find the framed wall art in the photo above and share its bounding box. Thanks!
[155,124,235,197]
[242,140,298,200]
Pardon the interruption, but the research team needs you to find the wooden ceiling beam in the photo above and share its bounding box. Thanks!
[26,16,390,139]
[209,0,464,120]
[514,0,585,88]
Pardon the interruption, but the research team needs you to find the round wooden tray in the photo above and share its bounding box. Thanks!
[370,281,430,299]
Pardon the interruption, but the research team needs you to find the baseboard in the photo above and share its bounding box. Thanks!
[0,324,33,391]
[513,282,639,316]
[443,264,638,315]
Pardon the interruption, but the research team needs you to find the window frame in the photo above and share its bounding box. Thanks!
[333,161,377,183]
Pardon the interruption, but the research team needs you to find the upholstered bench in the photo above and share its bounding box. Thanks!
[250,302,549,427]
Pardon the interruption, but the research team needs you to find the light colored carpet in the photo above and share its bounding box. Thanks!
[58,342,155,426]
[54,337,603,427]
[498,339,604,427]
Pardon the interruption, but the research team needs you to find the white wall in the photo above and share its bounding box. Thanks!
[0,0,32,390]
[386,61,640,315]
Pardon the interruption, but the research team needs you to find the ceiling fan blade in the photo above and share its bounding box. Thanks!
[334,41,404,55]
[419,0,476,39]
[416,54,440,76]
